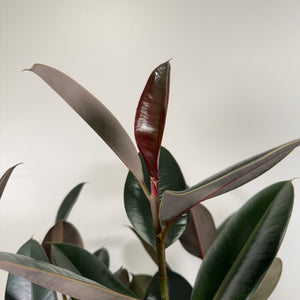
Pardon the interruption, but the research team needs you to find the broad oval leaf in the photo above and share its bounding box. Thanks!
[5,239,58,300]
[93,247,110,268]
[27,64,146,192]
[0,164,20,200]
[52,243,135,297]
[191,181,294,300]
[144,268,192,300]
[134,61,170,178]
[160,138,300,224]
[42,221,83,262]
[124,147,189,248]
[180,204,216,259]
[250,257,282,300]
[0,252,137,300]
[56,183,86,223]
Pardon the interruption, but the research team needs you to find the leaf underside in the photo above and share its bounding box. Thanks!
[0,164,20,200]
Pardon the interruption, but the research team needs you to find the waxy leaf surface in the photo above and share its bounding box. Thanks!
[93,248,110,268]
[134,61,170,178]
[56,183,85,223]
[0,164,20,200]
[0,252,136,300]
[160,139,300,223]
[250,257,282,300]
[5,239,57,300]
[144,268,192,300]
[180,204,216,259]
[191,181,294,300]
[28,64,145,189]
[52,243,135,297]
[124,147,188,248]
[42,221,83,262]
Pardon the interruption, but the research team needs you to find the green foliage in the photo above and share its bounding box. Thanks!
[0,61,299,300]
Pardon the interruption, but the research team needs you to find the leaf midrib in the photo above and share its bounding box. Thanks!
[212,187,283,300]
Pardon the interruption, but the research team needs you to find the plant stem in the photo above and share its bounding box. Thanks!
[150,177,169,300]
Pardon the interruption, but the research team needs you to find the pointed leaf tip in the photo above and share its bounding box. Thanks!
[27,63,146,188]
[134,61,171,178]
[160,138,300,224]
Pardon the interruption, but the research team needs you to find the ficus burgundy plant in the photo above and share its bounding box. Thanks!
[0,61,299,300]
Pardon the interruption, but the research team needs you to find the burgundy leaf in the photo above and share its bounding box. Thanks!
[134,61,170,179]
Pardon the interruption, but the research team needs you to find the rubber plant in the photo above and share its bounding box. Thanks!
[0,61,299,300]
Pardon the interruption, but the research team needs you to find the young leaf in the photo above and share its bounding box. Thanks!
[42,221,83,262]
[129,274,152,299]
[160,138,300,224]
[93,247,110,268]
[52,243,135,297]
[191,181,294,300]
[144,268,192,300]
[5,239,58,300]
[27,64,146,193]
[114,267,130,288]
[56,183,86,223]
[134,61,170,178]
[179,204,217,259]
[0,164,20,200]
[124,147,189,248]
[250,257,282,300]
[0,252,137,300]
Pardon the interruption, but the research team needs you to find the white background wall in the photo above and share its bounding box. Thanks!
[0,0,299,298]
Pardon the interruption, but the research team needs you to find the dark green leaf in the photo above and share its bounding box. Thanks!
[42,221,83,263]
[93,248,110,268]
[160,139,300,224]
[0,164,20,200]
[134,61,170,178]
[0,251,137,300]
[191,181,294,300]
[114,268,130,288]
[56,183,86,223]
[5,239,58,300]
[124,147,189,248]
[52,243,135,297]
[250,257,282,300]
[27,64,148,196]
[180,204,216,259]
[129,275,152,299]
[144,269,192,300]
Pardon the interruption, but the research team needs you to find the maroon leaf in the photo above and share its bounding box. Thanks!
[134,61,170,179]
[42,220,83,263]
[0,164,21,200]
[27,64,146,194]
[180,204,217,259]
[160,138,300,223]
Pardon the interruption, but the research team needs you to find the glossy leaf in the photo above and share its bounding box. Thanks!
[0,251,136,300]
[134,61,170,178]
[5,239,58,300]
[144,268,192,300]
[124,147,189,248]
[191,181,294,300]
[52,243,135,297]
[160,138,300,224]
[250,257,282,300]
[129,275,152,299]
[27,64,146,193]
[56,183,86,223]
[0,164,20,200]
[93,248,110,268]
[114,268,130,288]
[180,204,217,259]
[42,221,83,262]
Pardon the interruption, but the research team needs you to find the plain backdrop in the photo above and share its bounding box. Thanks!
[0,0,299,299]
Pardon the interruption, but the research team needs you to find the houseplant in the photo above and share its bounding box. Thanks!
[0,61,299,299]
